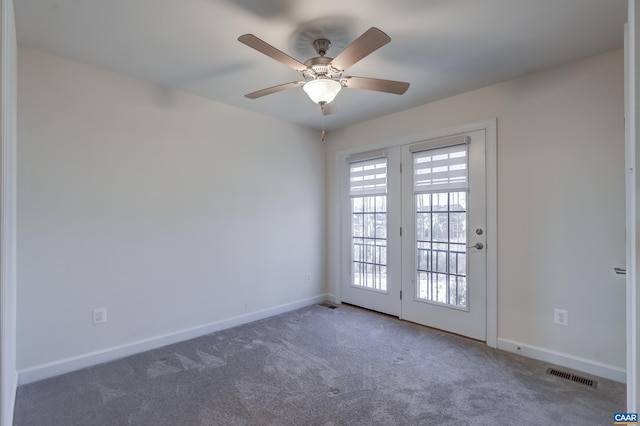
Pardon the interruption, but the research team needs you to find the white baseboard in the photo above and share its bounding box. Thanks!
[18,294,330,385]
[325,293,337,304]
[497,338,626,383]
[2,370,17,426]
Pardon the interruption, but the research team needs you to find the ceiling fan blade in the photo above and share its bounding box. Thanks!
[244,81,304,99]
[330,28,391,71]
[238,34,307,72]
[343,76,410,95]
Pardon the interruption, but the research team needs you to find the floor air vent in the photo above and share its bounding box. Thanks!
[546,367,598,389]
[319,302,339,309]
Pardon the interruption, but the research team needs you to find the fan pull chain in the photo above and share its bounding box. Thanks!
[321,107,326,142]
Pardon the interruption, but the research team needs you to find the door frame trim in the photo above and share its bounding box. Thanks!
[335,118,498,348]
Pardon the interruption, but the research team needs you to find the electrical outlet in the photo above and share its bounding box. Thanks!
[93,307,107,325]
[553,308,568,326]
[306,272,312,282]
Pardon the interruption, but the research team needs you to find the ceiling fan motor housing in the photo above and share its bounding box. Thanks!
[303,56,342,81]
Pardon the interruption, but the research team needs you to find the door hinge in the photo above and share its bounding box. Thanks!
[400,291,402,300]
[400,163,402,173]
[400,227,402,237]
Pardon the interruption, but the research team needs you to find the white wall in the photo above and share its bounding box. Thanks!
[17,48,326,381]
[326,49,626,379]
[1,0,17,422]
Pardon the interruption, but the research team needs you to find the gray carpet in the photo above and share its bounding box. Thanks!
[14,303,625,425]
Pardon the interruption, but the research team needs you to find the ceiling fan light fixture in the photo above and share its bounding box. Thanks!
[303,78,342,105]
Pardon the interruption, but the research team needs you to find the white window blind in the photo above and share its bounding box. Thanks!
[413,144,468,194]
[349,157,387,197]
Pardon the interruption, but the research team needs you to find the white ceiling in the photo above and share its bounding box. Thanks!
[15,0,627,131]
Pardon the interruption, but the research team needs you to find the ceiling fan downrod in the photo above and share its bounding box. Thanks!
[312,39,331,57]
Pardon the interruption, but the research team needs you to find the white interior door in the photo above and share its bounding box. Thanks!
[624,14,638,410]
[400,131,487,341]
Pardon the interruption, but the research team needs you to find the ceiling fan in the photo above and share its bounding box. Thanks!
[238,27,410,115]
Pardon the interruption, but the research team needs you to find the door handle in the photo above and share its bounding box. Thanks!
[467,242,484,250]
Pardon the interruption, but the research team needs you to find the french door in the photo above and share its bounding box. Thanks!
[400,131,486,340]
[341,129,487,341]
[341,148,402,316]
